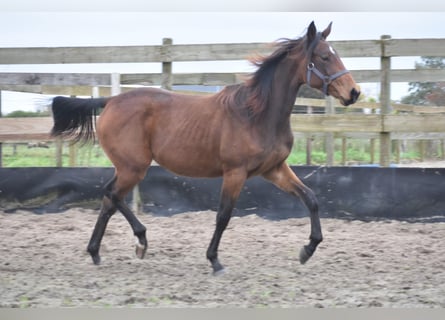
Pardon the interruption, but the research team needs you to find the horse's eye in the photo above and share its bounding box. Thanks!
[321,55,329,61]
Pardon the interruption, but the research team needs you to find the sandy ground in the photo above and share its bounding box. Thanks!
[0,208,444,308]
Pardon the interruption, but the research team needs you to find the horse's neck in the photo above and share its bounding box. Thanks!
[259,57,303,133]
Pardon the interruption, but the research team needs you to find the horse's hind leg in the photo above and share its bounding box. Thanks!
[262,163,323,264]
[87,168,148,264]
[111,168,149,259]
[87,176,118,265]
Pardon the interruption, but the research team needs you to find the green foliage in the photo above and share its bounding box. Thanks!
[286,137,435,166]
[401,56,445,106]
[4,110,50,117]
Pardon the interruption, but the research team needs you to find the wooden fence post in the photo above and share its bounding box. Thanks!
[341,138,347,165]
[325,96,335,166]
[111,73,121,96]
[92,86,99,98]
[370,138,376,164]
[68,94,78,166]
[162,38,173,91]
[441,140,445,160]
[379,35,392,167]
[55,138,63,167]
[306,106,312,165]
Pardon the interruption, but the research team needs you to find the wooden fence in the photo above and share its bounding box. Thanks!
[1,36,445,167]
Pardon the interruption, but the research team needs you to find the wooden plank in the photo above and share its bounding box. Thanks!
[0,72,241,87]
[291,114,383,133]
[0,117,53,141]
[168,43,271,62]
[0,44,264,64]
[121,74,162,86]
[1,85,141,96]
[0,73,111,86]
[2,114,445,142]
[0,40,383,65]
[0,46,164,64]
[392,132,445,140]
[295,97,380,110]
[349,70,381,83]
[386,38,445,57]
[0,84,44,94]
[173,73,244,86]
[352,69,445,83]
[2,82,444,116]
[384,114,445,132]
[292,132,445,140]
[393,104,445,113]
[391,69,445,82]
[331,40,381,57]
[1,39,445,66]
[1,68,444,93]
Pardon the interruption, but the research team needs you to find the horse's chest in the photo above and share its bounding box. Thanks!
[265,143,292,164]
[248,141,292,175]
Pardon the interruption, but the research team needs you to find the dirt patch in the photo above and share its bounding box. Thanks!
[0,209,444,307]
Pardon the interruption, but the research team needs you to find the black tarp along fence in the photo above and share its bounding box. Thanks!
[1,166,445,222]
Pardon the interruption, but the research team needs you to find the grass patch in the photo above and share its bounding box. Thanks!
[1,143,112,167]
[0,138,437,168]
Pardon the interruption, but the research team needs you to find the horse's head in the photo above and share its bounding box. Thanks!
[303,21,360,106]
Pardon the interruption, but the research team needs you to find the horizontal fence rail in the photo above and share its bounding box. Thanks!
[2,113,445,141]
[1,39,445,64]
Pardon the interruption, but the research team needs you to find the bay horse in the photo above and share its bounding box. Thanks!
[51,21,360,275]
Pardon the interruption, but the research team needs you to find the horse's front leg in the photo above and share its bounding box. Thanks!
[206,168,247,275]
[263,163,323,264]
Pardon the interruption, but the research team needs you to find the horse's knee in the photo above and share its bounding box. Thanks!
[299,185,319,213]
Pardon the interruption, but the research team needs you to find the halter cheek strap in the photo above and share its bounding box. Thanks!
[306,32,350,95]
[307,63,350,95]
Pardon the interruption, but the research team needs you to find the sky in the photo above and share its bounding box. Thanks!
[1,11,445,114]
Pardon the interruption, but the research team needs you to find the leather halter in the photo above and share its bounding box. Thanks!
[306,32,350,95]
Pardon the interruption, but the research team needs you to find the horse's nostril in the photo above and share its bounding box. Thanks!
[351,88,360,103]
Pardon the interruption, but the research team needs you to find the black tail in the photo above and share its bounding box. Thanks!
[50,96,109,144]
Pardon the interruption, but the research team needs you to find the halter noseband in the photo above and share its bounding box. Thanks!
[306,32,350,95]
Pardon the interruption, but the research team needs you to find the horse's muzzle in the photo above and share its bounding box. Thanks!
[343,88,360,106]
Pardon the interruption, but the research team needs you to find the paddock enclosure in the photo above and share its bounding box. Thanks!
[1,35,445,307]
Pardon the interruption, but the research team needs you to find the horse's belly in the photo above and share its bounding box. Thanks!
[154,153,223,178]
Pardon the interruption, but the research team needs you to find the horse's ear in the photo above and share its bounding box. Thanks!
[322,22,333,39]
[307,21,317,46]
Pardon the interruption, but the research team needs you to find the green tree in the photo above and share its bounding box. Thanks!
[401,57,445,160]
[401,57,445,106]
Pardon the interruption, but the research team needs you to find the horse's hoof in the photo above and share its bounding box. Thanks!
[91,254,101,265]
[135,242,147,260]
[299,246,311,265]
[213,268,226,276]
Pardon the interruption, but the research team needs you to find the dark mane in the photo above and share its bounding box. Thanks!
[216,37,305,119]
